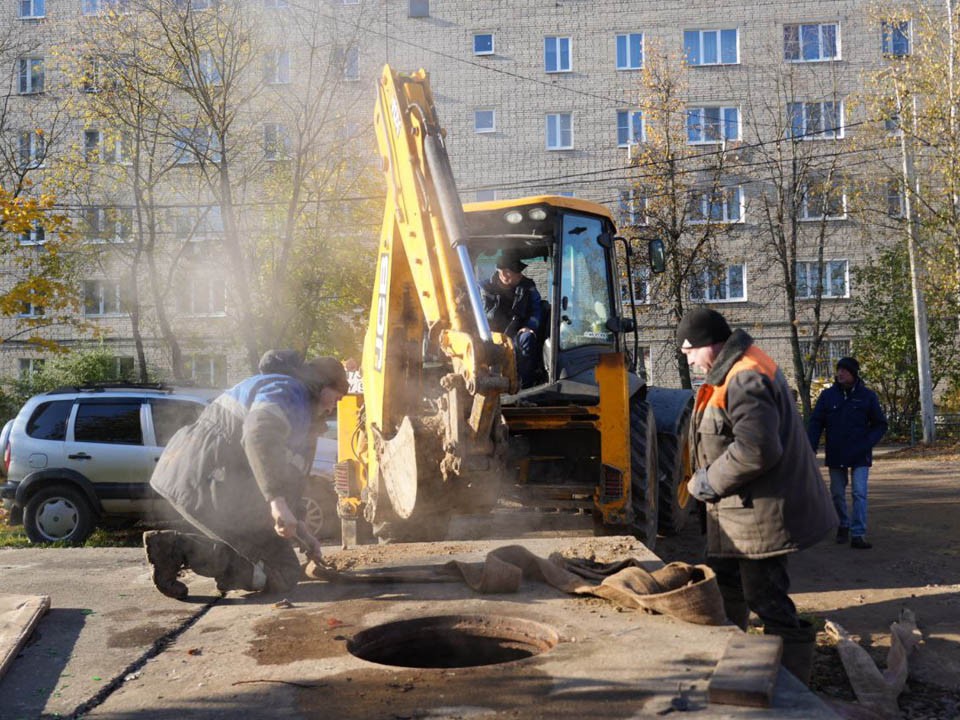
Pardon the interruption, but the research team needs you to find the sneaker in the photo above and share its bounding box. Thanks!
[836,527,849,544]
[143,531,188,599]
[850,536,873,550]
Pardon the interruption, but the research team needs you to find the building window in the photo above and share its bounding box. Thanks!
[188,354,226,387]
[801,338,850,378]
[621,265,650,305]
[799,179,846,220]
[545,36,572,73]
[263,123,290,160]
[796,260,849,299]
[173,205,223,241]
[82,207,133,241]
[884,111,901,136]
[690,263,746,302]
[688,187,743,223]
[341,0,358,4]
[19,358,45,380]
[20,223,45,245]
[82,0,128,13]
[264,49,291,85]
[83,279,127,315]
[788,101,844,139]
[18,57,44,94]
[618,188,646,227]
[473,109,495,133]
[546,113,573,150]
[686,106,739,143]
[684,29,738,66]
[408,0,428,18]
[18,297,44,316]
[178,275,226,315]
[198,51,221,86]
[174,127,221,164]
[617,110,644,147]
[882,21,911,57]
[615,33,643,70]
[336,45,359,80]
[886,179,905,218]
[18,0,44,18]
[264,0,288,6]
[474,33,494,55]
[784,22,840,62]
[19,131,45,169]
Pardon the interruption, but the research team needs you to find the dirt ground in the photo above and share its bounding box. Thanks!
[655,447,960,720]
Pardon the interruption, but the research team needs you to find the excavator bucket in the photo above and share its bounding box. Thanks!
[377,416,420,519]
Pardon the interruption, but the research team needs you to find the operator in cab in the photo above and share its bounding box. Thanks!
[481,251,542,389]
[143,350,347,600]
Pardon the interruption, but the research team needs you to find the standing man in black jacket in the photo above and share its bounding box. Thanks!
[808,356,888,549]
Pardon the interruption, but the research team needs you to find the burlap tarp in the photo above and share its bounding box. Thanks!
[307,544,727,626]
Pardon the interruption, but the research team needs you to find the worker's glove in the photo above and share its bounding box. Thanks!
[687,468,721,503]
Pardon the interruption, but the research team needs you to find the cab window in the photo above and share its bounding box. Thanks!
[558,214,615,350]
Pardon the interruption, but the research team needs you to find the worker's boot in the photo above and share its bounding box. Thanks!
[143,530,188,600]
[768,619,817,686]
[175,534,251,593]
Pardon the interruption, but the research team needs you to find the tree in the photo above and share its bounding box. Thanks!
[626,45,739,389]
[851,243,960,433]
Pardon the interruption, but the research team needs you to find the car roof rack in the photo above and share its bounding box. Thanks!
[45,382,172,395]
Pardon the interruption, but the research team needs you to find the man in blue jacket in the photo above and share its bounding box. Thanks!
[808,357,888,549]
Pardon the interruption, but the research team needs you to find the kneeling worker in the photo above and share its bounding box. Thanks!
[144,350,347,599]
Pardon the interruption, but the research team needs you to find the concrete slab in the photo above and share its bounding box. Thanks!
[0,593,50,681]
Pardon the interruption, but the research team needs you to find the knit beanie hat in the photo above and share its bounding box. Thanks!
[836,356,860,378]
[496,251,527,273]
[258,349,304,375]
[297,356,349,397]
[676,308,732,348]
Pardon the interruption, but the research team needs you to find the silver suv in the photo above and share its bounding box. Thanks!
[0,384,217,545]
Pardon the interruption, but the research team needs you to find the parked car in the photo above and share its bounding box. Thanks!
[0,383,219,545]
[302,421,340,544]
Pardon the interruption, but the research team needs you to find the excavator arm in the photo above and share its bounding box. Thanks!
[337,66,514,543]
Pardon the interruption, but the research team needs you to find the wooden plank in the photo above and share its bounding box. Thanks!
[707,634,783,708]
[0,593,51,681]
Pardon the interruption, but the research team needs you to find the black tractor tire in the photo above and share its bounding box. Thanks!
[24,483,96,546]
[657,406,694,536]
[627,397,659,550]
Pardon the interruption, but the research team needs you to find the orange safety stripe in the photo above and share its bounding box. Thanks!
[694,346,779,412]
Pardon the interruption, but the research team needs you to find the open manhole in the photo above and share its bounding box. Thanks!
[347,614,559,669]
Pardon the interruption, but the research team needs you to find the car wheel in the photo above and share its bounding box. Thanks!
[302,476,341,544]
[24,484,96,545]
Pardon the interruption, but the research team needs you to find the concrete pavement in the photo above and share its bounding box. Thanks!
[0,538,839,719]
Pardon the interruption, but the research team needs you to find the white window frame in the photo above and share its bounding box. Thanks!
[18,0,44,19]
[621,265,651,305]
[341,0,359,4]
[684,29,739,66]
[545,112,573,150]
[340,45,359,81]
[19,131,45,169]
[187,354,226,387]
[886,179,905,218]
[617,110,644,147]
[82,0,129,14]
[544,36,572,73]
[881,20,911,57]
[263,123,290,160]
[179,275,226,316]
[474,109,495,133]
[689,263,747,302]
[688,186,744,224]
[788,101,844,139]
[686,106,740,144]
[618,188,647,227]
[474,33,494,56]
[174,127,221,164]
[83,278,126,316]
[20,224,45,246]
[615,33,643,70]
[784,22,840,62]
[82,207,132,242]
[199,51,222,86]
[795,260,849,299]
[18,358,45,378]
[18,57,44,94]
[799,180,847,220]
[264,49,291,85]
[264,0,288,7]
[800,338,851,377]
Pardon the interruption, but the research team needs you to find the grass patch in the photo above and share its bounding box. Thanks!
[0,506,143,548]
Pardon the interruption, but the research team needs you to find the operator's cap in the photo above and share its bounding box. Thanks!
[297,356,349,397]
[496,251,527,273]
[676,308,732,349]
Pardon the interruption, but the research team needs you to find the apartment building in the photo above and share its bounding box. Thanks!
[0,0,919,390]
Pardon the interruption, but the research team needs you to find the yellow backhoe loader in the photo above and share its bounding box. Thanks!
[333,66,694,548]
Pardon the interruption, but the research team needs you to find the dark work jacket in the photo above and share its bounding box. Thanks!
[808,379,888,468]
[691,330,836,558]
[481,274,541,338]
[150,374,317,562]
